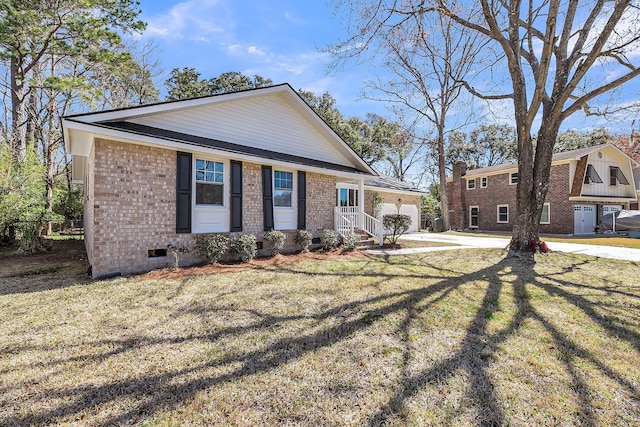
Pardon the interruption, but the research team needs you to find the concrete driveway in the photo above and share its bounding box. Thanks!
[367,232,640,262]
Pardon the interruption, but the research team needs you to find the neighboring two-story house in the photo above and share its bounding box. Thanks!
[447,144,639,235]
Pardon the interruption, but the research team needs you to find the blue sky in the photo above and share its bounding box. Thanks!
[136,0,384,119]
[135,0,640,136]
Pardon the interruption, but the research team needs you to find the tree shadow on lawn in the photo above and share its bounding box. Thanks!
[4,253,640,426]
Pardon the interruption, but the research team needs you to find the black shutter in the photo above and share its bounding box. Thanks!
[230,160,243,231]
[176,152,192,234]
[262,165,274,231]
[297,171,306,230]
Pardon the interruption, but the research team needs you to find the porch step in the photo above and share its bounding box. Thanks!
[357,238,378,248]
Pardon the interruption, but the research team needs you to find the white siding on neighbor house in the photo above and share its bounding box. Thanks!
[582,148,636,198]
[128,95,349,167]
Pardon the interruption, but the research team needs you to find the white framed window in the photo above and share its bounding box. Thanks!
[274,170,294,208]
[497,204,509,223]
[195,158,224,206]
[469,206,479,228]
[510,172,518,185]
[540,203,550,224]
[481,177,487,188]
[467,179,476,190]
[336,188,358,207]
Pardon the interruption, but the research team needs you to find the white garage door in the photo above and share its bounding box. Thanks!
[380,203,397,217]
[574,204,596,235]
[399,204,419,233]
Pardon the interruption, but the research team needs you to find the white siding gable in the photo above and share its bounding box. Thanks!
[583,146,636,198]
[127,94,350,166]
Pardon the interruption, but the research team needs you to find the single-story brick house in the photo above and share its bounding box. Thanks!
[63,84,425,278]
[447,144,639,235]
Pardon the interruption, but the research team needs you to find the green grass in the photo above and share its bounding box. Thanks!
[1,242,639,426]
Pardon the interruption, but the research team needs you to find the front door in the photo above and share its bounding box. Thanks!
[574,204,596,235]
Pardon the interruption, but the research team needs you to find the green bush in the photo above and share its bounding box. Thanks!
[0,145,59,251]
[319,229,340,251]
[383,214,412,244]
[230,234,257,262]
[341,233,360,252]
[263,229,286,256]
[294,229,313,253]
[195,234,230,264]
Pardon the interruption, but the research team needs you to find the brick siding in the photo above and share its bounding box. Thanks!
[448,163,574,234]
[87,140,337,278]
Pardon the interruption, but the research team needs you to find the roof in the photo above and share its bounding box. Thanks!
[63,84,376,177]
[365,174,427,194]
[462,143,619,177]
[82,120,368,175]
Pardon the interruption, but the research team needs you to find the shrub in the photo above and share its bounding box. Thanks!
[319,229,340,251]
[263,229,286,256]
[166,244,189,269]
[195,233,230,264]
[230,234,257,262]
[294,229,313,253]
[383,214,412,244]
[341,233,360,252]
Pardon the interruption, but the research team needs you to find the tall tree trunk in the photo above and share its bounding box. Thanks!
[509,109,559,260]
[10,57,27,162]
[437,126,450,230]
[43,95,57,237]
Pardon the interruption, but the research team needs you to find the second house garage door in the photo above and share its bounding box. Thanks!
[574,204,596,235]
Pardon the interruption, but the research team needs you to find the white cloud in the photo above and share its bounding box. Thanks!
[247,45,266,56]
[143,0,230,42]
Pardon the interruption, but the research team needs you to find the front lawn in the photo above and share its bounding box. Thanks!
[442,230,640,249]
[1,244,639,426]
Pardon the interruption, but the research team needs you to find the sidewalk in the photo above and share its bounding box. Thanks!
[366,232,640,262]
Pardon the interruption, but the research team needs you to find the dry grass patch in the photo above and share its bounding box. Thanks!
[444,230,640,249]
[1,244,639,426]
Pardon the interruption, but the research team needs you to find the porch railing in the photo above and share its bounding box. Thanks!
[334,207,354,237]
[334,207,383,246]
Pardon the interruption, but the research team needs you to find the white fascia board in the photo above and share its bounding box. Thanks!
[63,119,374,181]
[363,185,428,196]
[569,196,637,203]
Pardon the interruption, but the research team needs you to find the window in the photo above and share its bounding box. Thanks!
[274,170,293,207]
[497,205,509,223]
[195,159,224,205]
[584,164,603,184]
[481,177,487,188]
[467,179,476,190]
[609,166,630,186]
[510,173,518,185]
[469,206,479,228]
[540,203,550,224]
[336,188,358,207]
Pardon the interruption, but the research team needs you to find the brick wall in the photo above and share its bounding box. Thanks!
[306,172,335,234]
[83,144,95,263]
[242,162,263,235]
[86,140,338,277]
[457,163,573,234]
[89,139,191,278]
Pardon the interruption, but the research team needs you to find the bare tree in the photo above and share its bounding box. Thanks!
[328,1,485,229]
[433,0,640,258]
